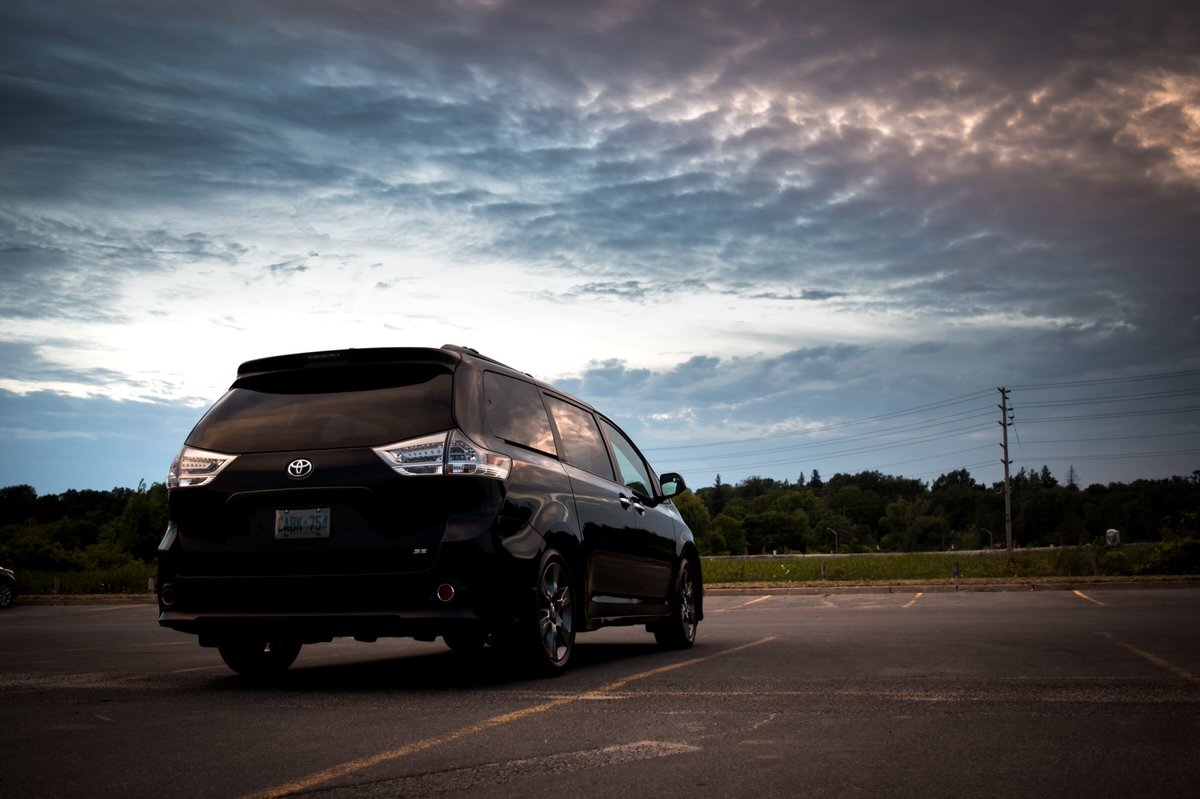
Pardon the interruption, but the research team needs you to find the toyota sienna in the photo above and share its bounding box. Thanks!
[157,345,702,676]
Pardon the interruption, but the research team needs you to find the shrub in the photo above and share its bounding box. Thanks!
[1146,538,1200,575]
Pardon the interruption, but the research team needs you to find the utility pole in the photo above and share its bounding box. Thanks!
[998,387,1014,555]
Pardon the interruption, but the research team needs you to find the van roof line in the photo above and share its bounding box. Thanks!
[439,344,517,371]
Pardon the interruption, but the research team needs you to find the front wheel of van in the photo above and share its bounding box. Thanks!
[654,559,698,650]
[217,639,302,677]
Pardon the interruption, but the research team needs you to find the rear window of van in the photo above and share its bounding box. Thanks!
[187,366,454,453]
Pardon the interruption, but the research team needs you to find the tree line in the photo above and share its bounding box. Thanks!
[0,482,168,574]
[1,466,1198,575]
[673,467,1200,556]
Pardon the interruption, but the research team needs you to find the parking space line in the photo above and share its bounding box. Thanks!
[1098,632,1199,685]
[1072,590,1105,606]
[902,592,924,609]
[243,636,778,799]
[584,636,778,697]
[716,595,773,612]
[246,697,578,799]
[83,604,156,612]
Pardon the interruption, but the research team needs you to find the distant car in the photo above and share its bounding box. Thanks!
[157,345,702,677]
[0,566,16,609]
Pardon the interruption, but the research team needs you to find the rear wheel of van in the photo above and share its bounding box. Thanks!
[653,559,698,650]
[507,548,575,675]
[217,639,302,677]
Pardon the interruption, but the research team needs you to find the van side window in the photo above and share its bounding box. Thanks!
[483,372,558,456]
[601,420,656,500]
[544,396,615,481]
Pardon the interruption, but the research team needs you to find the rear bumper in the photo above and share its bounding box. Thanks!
[157,544,534,643]
[160,606,486,645]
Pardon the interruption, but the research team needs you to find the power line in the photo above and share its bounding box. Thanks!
[643,389,994,452]
[1019,387,1200,408]
[645,367,1200,484]
[912,458,999,479]
[662,411,995,465]
[1010,448,1200,464]
[1018,404,1200,423]
[873,444,996,471]
[689,423,995,472]
[1019,431,1200,446]
[1010,368,1200,391]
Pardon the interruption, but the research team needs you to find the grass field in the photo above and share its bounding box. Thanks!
[18,562,156,596]
[700,544,1176,585]
[11,542,1197,597]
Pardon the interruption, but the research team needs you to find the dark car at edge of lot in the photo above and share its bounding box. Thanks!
[0,566,15,608]
[156,345,702,677]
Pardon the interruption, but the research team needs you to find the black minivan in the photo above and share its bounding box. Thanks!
[158,345,702,676]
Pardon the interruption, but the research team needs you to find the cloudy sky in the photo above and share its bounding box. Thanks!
[2,0,1198,495]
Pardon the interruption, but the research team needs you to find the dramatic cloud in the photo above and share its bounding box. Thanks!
[1,0,1198,492]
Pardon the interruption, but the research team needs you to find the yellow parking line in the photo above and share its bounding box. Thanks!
[716,595,773,612]
[1099,632,1199,685]
[83,604,156,612]
[584,636,778,697]
[246,697,576,799]
[243,636,778,799]
[902,592,924,609]
[1072,590,1105,607]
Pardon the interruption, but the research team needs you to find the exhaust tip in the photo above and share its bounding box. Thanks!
[160,584,177,608]
[436,583,456,603]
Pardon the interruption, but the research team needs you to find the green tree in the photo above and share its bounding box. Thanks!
[103,482,169,562]
[879,497,949,551]
[743,510,807,554]
[673,491,710,539]
[0,484,38,525]
[709,515,747,555]
[932,469,977,491]
[824,484,886,532]
[699,474,735,517]
[930,470,991,534]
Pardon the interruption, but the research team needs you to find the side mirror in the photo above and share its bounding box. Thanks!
[658,472,688,499]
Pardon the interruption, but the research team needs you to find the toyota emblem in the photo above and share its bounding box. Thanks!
[287,459,314,479]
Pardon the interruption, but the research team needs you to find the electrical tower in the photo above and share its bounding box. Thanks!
[998,387,1014,554]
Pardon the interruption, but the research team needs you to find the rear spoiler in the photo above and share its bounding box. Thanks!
[234,347,462,383]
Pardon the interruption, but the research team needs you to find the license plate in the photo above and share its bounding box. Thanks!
[275,508,331,539]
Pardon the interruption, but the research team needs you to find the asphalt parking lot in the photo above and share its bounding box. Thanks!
[3,586,1198,798]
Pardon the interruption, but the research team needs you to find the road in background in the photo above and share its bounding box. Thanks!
[3,588,1198,798]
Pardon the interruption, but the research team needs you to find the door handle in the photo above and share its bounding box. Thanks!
[619,494,647,515]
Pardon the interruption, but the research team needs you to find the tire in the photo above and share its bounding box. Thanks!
[654,559,698,650]
[509,548,575,675]
[217,639,302,677]
[0,577,14,609]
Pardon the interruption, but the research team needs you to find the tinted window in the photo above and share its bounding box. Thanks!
[484,372,557,456]
[188,368,454,453]
[545,396,614,481]
[601,420,656,500]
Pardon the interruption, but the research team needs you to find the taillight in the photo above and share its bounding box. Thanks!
[167,446,238,489]
[372,429,511,479]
